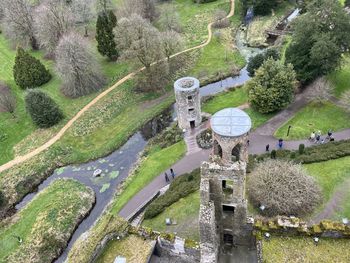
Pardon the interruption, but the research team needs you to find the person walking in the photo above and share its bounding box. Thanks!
[278,139,283,149]
[164,172,170,183]
[310,131,315,142]
[170,168,175,179]
[316,134,321,144]
[265,144,270,152]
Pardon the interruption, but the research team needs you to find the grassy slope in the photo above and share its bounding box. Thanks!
[111,141,187,214]
[95,235,153,263]
[0,179,94,263]
[305,156,350,218]
[262,236,350,263]
[274,102,350,140]
[328,55,350,98]
[143,190,200,241]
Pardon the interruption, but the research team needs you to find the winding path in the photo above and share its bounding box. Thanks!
[0,0,236,174]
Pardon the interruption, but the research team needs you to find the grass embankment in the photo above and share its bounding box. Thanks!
[0,179,95,263]
[305,156,350,219]
[143,191,200,241]
[202,87,274,129]
[262,236,350,263]
[95,235,153,263]
[111,141,187,214]
[328,55,350,98]
[275,102,350,140]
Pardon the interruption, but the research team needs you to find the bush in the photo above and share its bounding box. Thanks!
[196,128,213,149]
[298,144,305,155]
[0,191,6,208]
[253,0,279,16]
[247,58,296,113]
[247,160,322,217]
[247,49,279,77]
[13,47,51,89]
[25,90,63,128]
[144,169,200,219]
[270,150,276,159]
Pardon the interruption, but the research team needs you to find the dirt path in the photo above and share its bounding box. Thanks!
[309,178,350,225]
[0,0,236,174]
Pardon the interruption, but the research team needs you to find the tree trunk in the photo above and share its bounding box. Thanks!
[30,36,39,50]
[84,26,89,37]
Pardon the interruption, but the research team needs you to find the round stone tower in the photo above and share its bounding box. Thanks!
[210,108,251,165]
[174,77,201,130]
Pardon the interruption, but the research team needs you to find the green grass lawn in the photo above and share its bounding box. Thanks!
[95,235,153,263]
[304,156,350,219]
[262,236,350,263]
[0,179,94,263]
[143,191,200,241]
[275,102,350,140]
[111,140,187,214]
[328,55,350,98]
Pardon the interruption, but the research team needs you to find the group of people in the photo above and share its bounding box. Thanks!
[164,168,176,183]
[264,138,283,152]
[309,130,334,144]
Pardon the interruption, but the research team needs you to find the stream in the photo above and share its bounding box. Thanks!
[13,9,301,263]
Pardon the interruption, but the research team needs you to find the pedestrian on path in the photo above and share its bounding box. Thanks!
[327,130,333,139]
[310,131,315,142]
[316,134,321,144]
[278,139,283,149]
[247,140,250,146]
[265,144,270,152]
[170,168,175,179]
[164,172,170,183]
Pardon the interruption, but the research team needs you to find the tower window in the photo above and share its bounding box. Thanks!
[188,108,194,114]
[188,95,193,100]
[222,205,235,214]
[223,233,234,245]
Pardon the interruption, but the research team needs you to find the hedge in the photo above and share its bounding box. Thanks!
[144,169,200,219]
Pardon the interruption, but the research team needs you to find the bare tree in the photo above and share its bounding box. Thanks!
[247,159,322,217]
[161,30,184,61]
[71,0,95,37]
[116,14,168,92]
[0,82,16,116]
[55,32,105,98]
[34,0,74,55]
[307,77,333,105]
[158,6,182,33]
[213,9,230,29]
[95,0,113,14]
[118,0,158,22]
[0,0,38,49]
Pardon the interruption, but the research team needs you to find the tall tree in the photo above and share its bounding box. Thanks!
[161,30,184,61]
[96,10,118,60]
[34,0,74,55]
[247,58,296,113]
[13,47,51,89]
[71,0,95,37]
[286,0,350,83]
[56,33,105,98]
[253,0,278,16]
[0,0,38,49]
[0,82,16,116]
[25,90,63,128]
[118,0,158,22]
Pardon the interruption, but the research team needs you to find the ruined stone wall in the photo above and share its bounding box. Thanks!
[174,77,201,130]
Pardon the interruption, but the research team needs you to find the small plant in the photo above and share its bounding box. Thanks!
[290,152,296,159]
[298,144,305,155]
[270,150,276,159]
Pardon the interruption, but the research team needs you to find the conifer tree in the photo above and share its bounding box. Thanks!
[25,90,63,128]
[96,10,118,60]
[13,47,51,89]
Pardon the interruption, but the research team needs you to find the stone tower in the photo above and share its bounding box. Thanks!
[199,108,253,263]
[174,77,201,130]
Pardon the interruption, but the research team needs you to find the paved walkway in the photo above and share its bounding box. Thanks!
[119,84,350,219]
[0,0,237,174]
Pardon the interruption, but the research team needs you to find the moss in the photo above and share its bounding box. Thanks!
[184,239,199,249]
[160,232,176,242]
[312,224,323,234]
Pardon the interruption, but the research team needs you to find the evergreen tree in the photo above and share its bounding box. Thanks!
[96,10,118,60]
[247,49,280,77]
[25,90,63,128]
[13,47,51,89]
[247,58,296,113]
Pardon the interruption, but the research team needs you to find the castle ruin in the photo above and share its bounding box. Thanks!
[174,77,202,130]
[199,108,254,262]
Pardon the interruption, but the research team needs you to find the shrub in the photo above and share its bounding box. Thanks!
[25,90,63,128]
[13,47,51,89]
[0,191,6,208]
[196,128,213,149]
[247,58,296,113]
[0,82,16,115]
[247,159,322,217]
[144,169,200,219]
[270,150,276,159]
[298,143,305,155]
[247,48,280,77]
